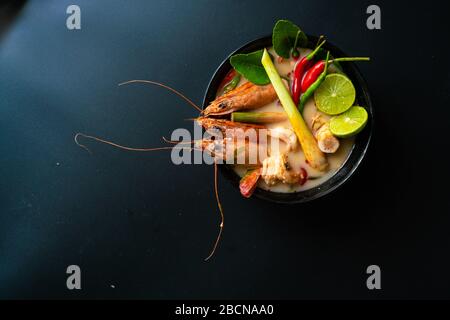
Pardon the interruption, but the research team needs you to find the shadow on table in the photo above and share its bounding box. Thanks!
[0,0,27,40]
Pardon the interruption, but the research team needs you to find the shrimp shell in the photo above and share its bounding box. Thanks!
[203,82,277,116]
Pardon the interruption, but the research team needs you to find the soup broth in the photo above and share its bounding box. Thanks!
[216,47,354,193]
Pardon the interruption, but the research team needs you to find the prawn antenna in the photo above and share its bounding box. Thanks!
[74,133,94,154]
[118,80,203,113]
[74,132,195,153]
[162,136,198,145]
[204,162,224,261]
[75,131,220,261]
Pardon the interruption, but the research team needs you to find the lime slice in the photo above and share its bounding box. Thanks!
[314,73,355,115]
[329,106,368,138]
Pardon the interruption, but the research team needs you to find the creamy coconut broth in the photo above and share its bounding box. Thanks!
[218,47,354,193]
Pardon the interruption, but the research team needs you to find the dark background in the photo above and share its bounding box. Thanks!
[0,0,449,299]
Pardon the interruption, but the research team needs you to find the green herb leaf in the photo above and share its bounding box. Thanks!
[230,50,270,85]
[272,20,307,58]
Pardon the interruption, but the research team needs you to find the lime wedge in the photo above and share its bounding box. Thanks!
[329,106,368,138]
[314,73,355,115]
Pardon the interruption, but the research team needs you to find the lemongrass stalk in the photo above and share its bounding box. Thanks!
[231,112,287,124]
[261,49,328,171]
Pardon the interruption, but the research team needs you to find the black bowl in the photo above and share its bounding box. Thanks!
[202,35,373,203]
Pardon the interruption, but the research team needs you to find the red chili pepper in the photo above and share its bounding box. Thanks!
[290,40,326,105]
[300,60,326,93]
[301,56,371,93]
[291,57,313,106]
[299,167,308,185]
[218,69,237,93]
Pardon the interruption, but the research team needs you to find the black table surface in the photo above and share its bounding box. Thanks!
[1,0,449,299]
